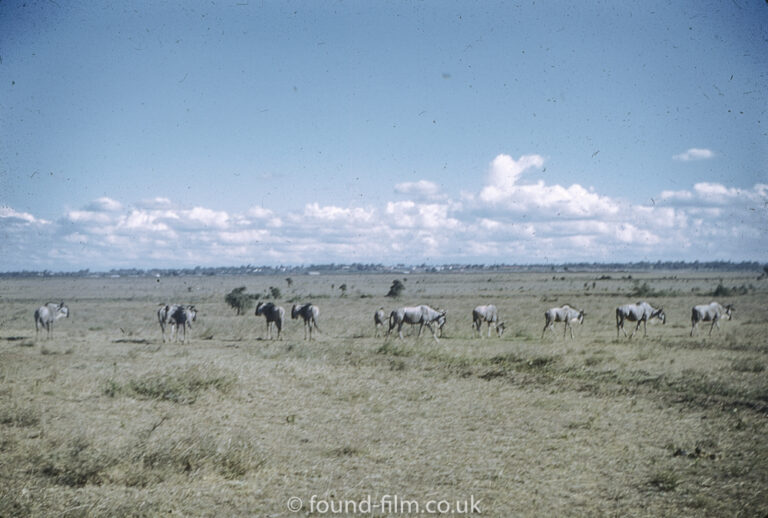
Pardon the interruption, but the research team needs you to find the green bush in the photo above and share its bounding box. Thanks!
[225,287,259,315]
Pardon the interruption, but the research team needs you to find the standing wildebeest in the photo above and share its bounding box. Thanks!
[472,304,505,338]
[291,303,320,340]
[34,302,69,339]
[169,305,197,344]
[255,302,285,340]
[690,302,734,336]
[616,301,666,339]
[374,307,387,337]
[388,305,446,342]
[157,304,180,343]
[542,305,584,339]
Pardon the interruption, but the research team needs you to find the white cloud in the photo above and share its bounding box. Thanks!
[137,197,173,209]
[477,154,618,218]
[301,203,375,224]
[0,206,49,225]
[394,180,443,199]
[673,148,715,161]
[247,206,274,219]
[660,182,767,209]
[85,197,123,212]
[479,154,545,203]
[186,207,230,229]
[660,189,693,201]
[385,201,461,230]
[247,206,283,228]
[1,157,766,271]
[66,210,113,224]
[120,210,172,232]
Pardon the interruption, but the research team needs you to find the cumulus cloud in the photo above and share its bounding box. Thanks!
[0,206,49,225]
[673,148,715,161]
[85,197,123,212]
[394,180,443,199]
[301,203,374,224]
[1,155,765,271]
[479,154,545,203]
[477,154,618,218]
[187,207,230,229]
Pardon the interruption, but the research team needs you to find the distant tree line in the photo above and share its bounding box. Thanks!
[1,261,765,278]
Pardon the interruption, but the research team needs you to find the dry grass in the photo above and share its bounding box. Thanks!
[0,271,767,516]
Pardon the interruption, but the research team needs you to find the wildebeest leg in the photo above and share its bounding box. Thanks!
[709,318,718,336]
[425,322,439,342]
[397,321,405,340]
[542,319,552,339]
[617,316,628,338]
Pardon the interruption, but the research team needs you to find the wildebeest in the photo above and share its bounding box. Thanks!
[542,304,584,339]
[255,302,285,340]
[34,301,69,339]
[168,305,197,344]
[291,303,320,340]
[435,313,447,338]
[690,302,734,336]
[388,305,446,342]
[616,301,666,339]
[374,307,387,337]
[472,304,505,338]
[157,304,179,343]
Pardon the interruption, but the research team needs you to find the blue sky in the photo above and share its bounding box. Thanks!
[1,0,766,271]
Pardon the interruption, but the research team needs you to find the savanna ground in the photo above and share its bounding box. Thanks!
[1,270,766,517]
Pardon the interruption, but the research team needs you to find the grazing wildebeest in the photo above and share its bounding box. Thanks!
[34,302,69,339]
[169,305,197,344]
[472,304,505,338]
[291,303,320,340]
[388,305,446,342]
[616,301,665,339]
[436,313,447,338]
[690,302,734,336]
[374,308,387,337]
[542,304,584,339]
[255,302,285,340]
[157,304,180,343]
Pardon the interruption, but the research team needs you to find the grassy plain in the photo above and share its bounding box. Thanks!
[1,270,766,517]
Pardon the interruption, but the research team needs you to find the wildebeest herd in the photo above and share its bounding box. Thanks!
[33,298,735,343]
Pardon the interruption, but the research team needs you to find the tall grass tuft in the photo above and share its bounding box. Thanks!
[104,364,236,404]
[0,403,40,428]
[34,434,119,487]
